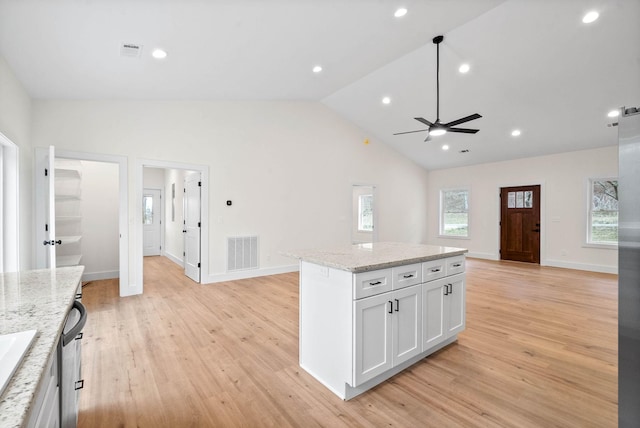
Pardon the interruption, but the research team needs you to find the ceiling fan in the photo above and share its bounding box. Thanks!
[394,35,481,142]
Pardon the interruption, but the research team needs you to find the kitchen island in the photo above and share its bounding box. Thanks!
[285,242,467,400]
[0,266,84,428]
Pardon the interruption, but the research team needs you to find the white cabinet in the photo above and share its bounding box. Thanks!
[299,253,465,400]
[27,348,60,428]
[354,284,422,386]
[422,274,465,351]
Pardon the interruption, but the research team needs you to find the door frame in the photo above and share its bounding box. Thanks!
[0,131,19,273]
[136,159,208,290]
[35,148,129,294]
[497,181,546,265]
[142,187,163,256]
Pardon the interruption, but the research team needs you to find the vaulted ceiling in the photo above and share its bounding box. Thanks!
[1,0,638,170]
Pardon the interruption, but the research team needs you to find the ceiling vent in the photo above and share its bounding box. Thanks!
[120,43,143,58]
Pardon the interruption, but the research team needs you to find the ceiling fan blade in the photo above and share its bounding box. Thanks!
[414,117,434,127]
[447,127,479,134]
[393,129,429,135]
[442,113,482,128]
[424,132,431,142]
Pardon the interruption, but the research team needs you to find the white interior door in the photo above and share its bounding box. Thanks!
[143,188,162,256]
[35,146,57,268]
[184,173,201,282]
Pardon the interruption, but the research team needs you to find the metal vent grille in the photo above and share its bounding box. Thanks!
[120,43,143,58]
[227,236,259,272]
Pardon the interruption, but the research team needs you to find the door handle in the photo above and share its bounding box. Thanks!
[43,240,62,246]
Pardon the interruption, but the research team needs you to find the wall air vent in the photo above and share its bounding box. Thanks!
[120,43,143,58]
[227,236,259,272]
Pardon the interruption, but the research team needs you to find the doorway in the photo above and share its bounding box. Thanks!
[500,185,541,263]
[34,147,129,294]
[137,159,209,291]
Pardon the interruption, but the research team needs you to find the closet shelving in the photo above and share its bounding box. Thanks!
[54,160,83,267]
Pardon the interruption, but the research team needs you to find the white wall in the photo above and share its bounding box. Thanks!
[427,146,618,273]
[31,100,429,287]
[81,160,119,280]
[0,55,33,270]
[143,167,165,189]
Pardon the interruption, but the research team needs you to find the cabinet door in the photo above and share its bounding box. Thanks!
[446,274,466,337]
[422,278,447,351]
[392,285,422,365]
[354,293,393,386]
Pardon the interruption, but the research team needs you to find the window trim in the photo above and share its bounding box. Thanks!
[439,187,470,239]
[585,177,618,248]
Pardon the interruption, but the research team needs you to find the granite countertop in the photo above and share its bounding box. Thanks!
[0,266,84,428]
[283,242,467,273]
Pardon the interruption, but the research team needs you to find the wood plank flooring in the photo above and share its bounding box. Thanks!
[78,256,617,427]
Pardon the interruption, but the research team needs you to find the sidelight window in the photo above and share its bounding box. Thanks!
[587,178,618,245]
[440,188,469,237]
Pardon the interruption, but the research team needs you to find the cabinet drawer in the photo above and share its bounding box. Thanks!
[446,256,465,275]
[392,263,422,289]
[354,269,393,299]
[422,259,447,282]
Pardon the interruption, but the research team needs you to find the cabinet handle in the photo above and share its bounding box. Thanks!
[370,281,382,286]
[394,299,399,312]
[388,301,393,314]
[402,274,414,279]
[449,284,453,294]
[75,332,83,341]
[452,263,461,268]
[75,380,85,390]
[431,268,440,273]
[443,285,449,296]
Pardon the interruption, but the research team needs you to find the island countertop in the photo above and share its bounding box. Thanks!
[0,266,84,428]
[283,242,467,273]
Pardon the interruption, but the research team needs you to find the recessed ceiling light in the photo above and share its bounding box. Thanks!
[459,63,470,73]
[442,144,450,151]
[511,129,521,137]
[312,65,323,73]
[394,8,407,18]
[382,96,391,105]
[608,109,620,118]
[152,48,167,59]
[582,11,599,24]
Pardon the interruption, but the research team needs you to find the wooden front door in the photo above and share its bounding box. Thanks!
[500,185,540,263]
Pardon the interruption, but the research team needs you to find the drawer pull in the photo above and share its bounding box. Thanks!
[369,281,382,286]
[430,268,441,273]
[452,263,462,268]
[402,274,414,279]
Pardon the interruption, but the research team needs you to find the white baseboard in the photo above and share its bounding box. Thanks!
[466,252,499,260]
[543,259,618,274]
[205,264,299,284]
[164,251,184,267]
[82,270,119,282]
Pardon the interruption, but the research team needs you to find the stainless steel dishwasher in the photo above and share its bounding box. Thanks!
[59,296,87,428]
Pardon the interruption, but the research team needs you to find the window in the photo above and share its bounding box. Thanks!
[143,195,154,225]
[440,188,469,237]
[358,194,374,232]
[588,178,618,245]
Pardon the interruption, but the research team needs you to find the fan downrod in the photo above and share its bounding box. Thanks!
[433,35,443,44]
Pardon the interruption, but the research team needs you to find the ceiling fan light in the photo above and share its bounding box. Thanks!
[394,8,407,18]
[430,128,447,137]
[608,109,620,118]
[582,11,599,24]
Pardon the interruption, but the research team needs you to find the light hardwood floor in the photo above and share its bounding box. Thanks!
[78,256,617,427]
